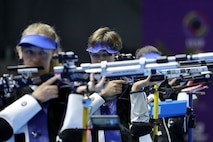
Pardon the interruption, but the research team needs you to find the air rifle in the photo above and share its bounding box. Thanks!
[0,51,80,102]
[80,58,212,82]
[2,52,213,99]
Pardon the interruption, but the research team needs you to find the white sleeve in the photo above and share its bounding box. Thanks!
[59,93,105,132]
[130,92,150,123]
[139,134,152,142]
[89,92,105,115]
[0,94,42,133]
[130,92,152,142]
[60,94,84,132]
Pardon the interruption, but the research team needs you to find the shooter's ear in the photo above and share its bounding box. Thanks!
[16,46,22,59]
[16,46,23,64]
[52,47,63,56]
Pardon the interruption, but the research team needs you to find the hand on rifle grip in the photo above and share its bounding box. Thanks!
[32,75,60,103]
[131,76,161,92]
[87,73,106,92]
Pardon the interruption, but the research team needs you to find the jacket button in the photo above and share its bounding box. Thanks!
[31,131,40,137]
[21,101,27,106]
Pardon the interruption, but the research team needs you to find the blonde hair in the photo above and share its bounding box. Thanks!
[135,45,161,59]
[18,22,61,71]
[21,22,61,48]
[88,27,122,51]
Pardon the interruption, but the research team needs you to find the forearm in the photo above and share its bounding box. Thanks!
[130,91,149,122]
[58,92,105,142]
[60,92,105,132]
[89,92,105,114]
[130,91,152,139]
[0,94,41,140]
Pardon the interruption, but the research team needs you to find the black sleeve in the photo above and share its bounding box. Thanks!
[57,129,84,142]
[130,122,153,137]
[0,117,13,141]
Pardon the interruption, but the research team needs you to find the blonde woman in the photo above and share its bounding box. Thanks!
[0,22,64,142]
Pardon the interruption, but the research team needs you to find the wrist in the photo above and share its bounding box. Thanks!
[30,94,42,105]
[130,90,145,94]
[131,86,139,92]
[99,93,106,101]
[131,85,144,92]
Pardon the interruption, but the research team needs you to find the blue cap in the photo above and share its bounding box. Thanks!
[140,52,161,59]
[18,34,57,50]
[86,42,118,53]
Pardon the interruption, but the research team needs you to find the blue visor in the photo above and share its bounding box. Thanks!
[86,42,118,53]
[140,52,161,59]
[18,34,57,50]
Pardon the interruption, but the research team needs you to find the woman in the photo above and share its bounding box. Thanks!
[0,22,65,142]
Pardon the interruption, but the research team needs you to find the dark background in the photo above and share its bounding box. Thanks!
[0,0,141,74]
